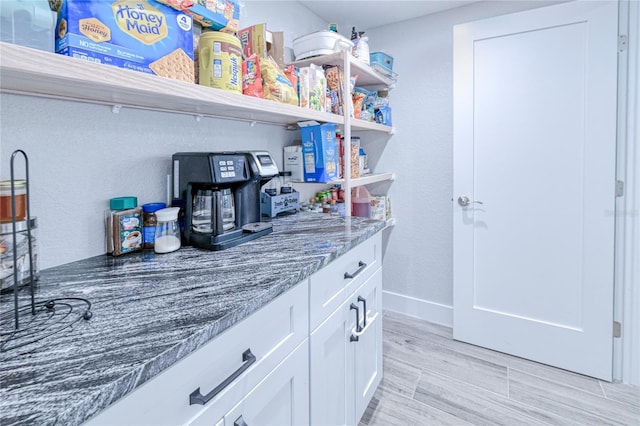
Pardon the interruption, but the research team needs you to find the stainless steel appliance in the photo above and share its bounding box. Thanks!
[172,151,278,251]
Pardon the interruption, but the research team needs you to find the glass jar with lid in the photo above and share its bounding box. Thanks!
[0,179,27,223]
[154,207,181,254]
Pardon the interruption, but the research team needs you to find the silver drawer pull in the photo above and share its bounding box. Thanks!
[344,261,367,279]
[234,415,248,426]
[189,348,256,405]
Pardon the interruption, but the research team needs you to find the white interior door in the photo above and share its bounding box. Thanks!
[453,0,619,380]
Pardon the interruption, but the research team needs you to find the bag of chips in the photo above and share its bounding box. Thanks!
[260,56,298,105]
[242,54,263,98]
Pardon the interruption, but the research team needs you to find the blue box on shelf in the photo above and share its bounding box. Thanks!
[300,123,338,183]
[370,51,393,72]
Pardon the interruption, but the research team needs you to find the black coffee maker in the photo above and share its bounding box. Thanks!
[172,151,279,250]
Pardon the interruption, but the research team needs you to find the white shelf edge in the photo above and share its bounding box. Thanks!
[385,218,397,228]
[291,172,394,188]
[289,51,394,87]
[349,172,395,187]
[0,42,392,132]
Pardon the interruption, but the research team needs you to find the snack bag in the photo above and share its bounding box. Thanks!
[352,92,366,119]
[243,54,263,98]
[260,56,298,105]
[299,64,325,111]
[324,65,344,115]
[284,65,298,98]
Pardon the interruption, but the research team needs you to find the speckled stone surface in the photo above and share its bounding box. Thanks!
[0,212,384,426]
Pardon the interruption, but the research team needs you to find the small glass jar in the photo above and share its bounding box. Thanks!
[0,180,27,223]
[142,202,166,249]
[154,207,181,254]
[330,199,338,216]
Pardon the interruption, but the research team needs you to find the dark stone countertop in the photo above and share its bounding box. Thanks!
[0,212,385,426]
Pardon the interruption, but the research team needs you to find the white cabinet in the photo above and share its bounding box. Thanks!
[218,342,309,426]
[85,281,309,426]
[309,232,383,426]
[352,270,383,421]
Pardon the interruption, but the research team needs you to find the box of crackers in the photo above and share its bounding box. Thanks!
[51,0,194,83]
[155,0,239,33]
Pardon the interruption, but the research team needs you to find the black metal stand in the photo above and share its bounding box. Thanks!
[9,149,36,328]
[1,150,92,353]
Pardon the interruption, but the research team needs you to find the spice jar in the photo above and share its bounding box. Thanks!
[0,179,27,223]
[142,203,166,249]
[154,207,181,254]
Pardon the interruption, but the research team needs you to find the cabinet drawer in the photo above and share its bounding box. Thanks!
[86,281,309,426]
[191,340,309,426]
[309,232,381,331]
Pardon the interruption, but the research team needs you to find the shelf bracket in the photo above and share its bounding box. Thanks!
[194,114,203,122]
[111,104,122,114]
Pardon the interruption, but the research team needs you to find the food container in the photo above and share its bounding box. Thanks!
[154,207,181,254]
[106,196,143,256]
[0,218,39,292]
[0,180,27,223]
[292,30,353,60]
[199,31,243,93]
[370,51,393,72]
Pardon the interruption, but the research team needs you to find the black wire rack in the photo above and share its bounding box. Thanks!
[0,150,92,353]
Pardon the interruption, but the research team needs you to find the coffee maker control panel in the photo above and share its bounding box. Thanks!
[210,154,249,183]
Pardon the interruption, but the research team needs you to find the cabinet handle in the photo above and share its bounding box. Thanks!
[189,348,256,406]
[350,303,361,342]
[357,296,367,328]
[234,415,248,426]
[344,261,367,279]
[351,311,380,339]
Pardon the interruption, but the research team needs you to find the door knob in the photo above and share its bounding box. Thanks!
[458,196,483,206]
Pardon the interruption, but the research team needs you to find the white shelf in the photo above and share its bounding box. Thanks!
[0,42,392,132]
[347,172,395,187]
[291,172,394,188]
[290,51,394,87]
[385,218,396,228]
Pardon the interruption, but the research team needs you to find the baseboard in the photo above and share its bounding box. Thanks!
[382,290,453,327]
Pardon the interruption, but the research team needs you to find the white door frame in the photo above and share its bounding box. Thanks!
[614,0,640,386]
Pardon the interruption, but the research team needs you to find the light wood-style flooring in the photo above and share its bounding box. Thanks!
[361,311,640,426]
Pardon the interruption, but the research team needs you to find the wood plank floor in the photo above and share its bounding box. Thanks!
[360,311,640,426]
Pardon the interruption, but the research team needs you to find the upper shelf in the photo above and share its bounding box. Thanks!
[289,51,395,87]
[0,42,392,133]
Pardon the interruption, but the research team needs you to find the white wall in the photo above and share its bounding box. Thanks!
[0,1,326,269]
[363,1,561,323]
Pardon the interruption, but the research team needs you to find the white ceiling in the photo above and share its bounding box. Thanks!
[297,0,481,30]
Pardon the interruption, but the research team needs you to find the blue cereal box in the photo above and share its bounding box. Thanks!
[301,123,338,183]
[53,0,194,82]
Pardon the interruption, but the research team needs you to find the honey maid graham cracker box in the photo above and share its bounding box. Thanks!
[52,0,194,83]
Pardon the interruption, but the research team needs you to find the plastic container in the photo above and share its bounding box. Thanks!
[370,52,394,72]
[292,30,353,60]
[0,0,55,52]
[199,31,243,93]
[0,179,26,223]
[351,186,371,219]
[142,203,167,249]
[154,207,181,254]
[0,218,39,291]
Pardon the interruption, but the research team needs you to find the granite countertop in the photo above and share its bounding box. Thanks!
[0,212,385,426]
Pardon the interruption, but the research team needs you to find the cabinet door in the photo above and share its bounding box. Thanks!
[309,300,355,426]
[351,268,383,423]
[222,342,309,426]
